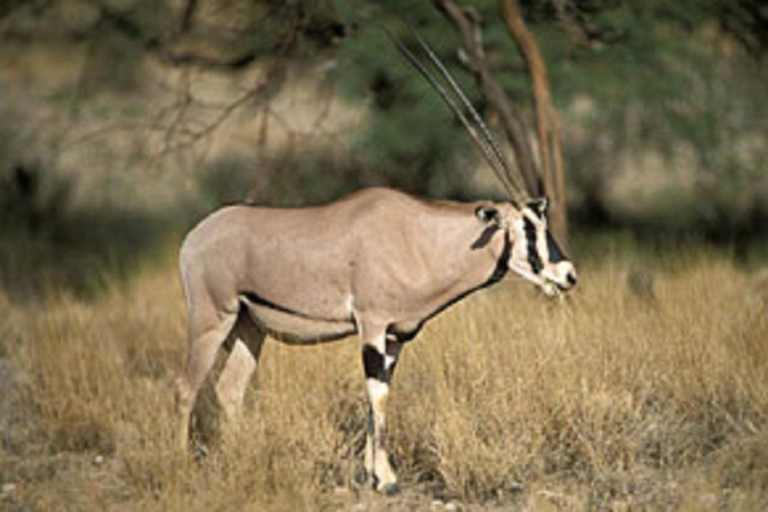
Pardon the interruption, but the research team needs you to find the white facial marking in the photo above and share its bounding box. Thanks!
[510,261,544,286]
[509,206,577,295]
[542,261,577,291]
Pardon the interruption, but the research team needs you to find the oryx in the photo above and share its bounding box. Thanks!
[174,29,577,494]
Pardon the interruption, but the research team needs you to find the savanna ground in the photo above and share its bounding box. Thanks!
[2,238,768,512]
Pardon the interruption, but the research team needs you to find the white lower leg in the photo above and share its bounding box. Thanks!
[364,425,374,476]
[174,376,193,451]
[366,378,397,490]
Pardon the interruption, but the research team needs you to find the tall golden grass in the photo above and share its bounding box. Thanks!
[1,245,767,511]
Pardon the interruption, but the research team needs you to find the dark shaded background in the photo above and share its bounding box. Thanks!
[1,0,767,298]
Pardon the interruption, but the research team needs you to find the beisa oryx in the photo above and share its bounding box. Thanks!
[174,28,577,495]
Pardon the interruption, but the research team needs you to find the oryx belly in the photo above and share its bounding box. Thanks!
[240,294,355,344]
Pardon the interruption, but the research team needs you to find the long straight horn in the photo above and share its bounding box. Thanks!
[382,25,525,204]
[409,27,531,203]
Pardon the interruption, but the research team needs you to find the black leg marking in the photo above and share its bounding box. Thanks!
[368,404,376,434]
[386,358,398,378]
[363,345,389,382]
[385,341,403,377]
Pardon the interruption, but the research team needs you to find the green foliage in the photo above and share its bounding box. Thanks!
[3,0,768,249]
[331,3,484,197]
[329,0,768,238]
[199,149,363,208]
[509,0,768,238]
[330,0,576,197]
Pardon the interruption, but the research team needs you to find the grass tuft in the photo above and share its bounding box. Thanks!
[1,249,767,510]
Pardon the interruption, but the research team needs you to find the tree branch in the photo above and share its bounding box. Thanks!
[500,0,568,244]
[435,0,541,197]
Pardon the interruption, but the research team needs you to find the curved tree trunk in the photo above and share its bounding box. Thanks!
[435,0,570,248]
[500,0,568,247]
[436,0,541,197]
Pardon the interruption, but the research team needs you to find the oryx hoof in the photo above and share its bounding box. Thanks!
[380,483,401,496]
[353,466,369,486]
[191,443,209,464]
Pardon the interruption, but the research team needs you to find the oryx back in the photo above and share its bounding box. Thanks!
[179,188,509,343]
[180,195,360,343]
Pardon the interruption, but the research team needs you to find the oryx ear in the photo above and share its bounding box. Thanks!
[475,205,501,226]
[527,197,548,217]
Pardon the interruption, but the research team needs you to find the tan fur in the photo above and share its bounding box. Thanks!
[175,187,575,492]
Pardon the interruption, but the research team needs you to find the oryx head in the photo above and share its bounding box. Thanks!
[476,198,576,296]
[386,25,577,296]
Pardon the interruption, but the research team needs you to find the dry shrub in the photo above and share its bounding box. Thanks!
[1,249,767,510]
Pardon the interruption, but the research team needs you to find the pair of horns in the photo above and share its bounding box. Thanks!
[382,24,531,206]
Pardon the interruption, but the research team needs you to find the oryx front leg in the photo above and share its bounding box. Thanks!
[361,328,402,495]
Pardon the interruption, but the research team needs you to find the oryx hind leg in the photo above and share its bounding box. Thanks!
[175,296,238,452]
[359,323,403,495]
[216,311,265,422]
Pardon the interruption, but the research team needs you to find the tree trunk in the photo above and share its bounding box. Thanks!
[436,0,541,197]
[500,0,569,247]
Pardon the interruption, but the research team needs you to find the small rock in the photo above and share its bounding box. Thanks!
[382,483,400,496]
[93,455,104,465]
[2,482,16,495]
[444,502,459,512]
[430,500,445,510]
[353,466,368,486]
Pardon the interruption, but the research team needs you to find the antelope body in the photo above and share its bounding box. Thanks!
[176,187,575,493]
[175,28,577,494]
[182,189,516,345]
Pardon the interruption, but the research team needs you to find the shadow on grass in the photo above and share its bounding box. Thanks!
[0,164,180,302]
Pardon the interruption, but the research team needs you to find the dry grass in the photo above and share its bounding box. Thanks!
[2,246,768,511]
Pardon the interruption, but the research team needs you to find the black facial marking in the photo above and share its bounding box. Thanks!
[470,224,499,250]
[546,231,567,263]
[523,218,544,274]
[527,199,545,219]
[488,231,511,284]
[362,345,389,382]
